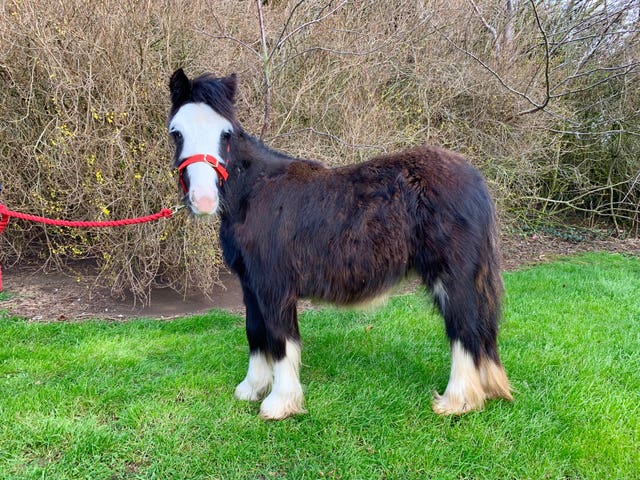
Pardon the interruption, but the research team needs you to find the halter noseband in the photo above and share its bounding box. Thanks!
[177,154,229,193]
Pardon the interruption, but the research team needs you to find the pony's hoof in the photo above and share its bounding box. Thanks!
[259,392,306,420]
[234,380,268,402]
[431,391,482,416]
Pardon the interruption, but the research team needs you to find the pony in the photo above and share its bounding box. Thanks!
[167,68,512,420]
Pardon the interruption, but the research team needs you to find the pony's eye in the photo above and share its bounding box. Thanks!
[171,130,183,142]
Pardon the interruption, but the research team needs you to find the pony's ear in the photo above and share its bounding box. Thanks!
[169,68,191,106]
[221,73,237,103]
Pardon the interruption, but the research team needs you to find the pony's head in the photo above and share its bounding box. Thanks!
[168,68,237,215]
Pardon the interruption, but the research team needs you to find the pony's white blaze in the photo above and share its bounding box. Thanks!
[186,162,219,215]
[169,102,233,215]
[259,340,305,420]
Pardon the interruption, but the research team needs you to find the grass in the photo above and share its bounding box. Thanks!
[0,252,638,479]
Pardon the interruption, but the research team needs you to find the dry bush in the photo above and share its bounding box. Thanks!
[0,0,637,301]
[443,0,640,231]
[0,0,246,300]
[251,0,565,219]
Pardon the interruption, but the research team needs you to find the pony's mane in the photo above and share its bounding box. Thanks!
[186,73,237,124]
[237,132,295,162]
[232,131,327,177]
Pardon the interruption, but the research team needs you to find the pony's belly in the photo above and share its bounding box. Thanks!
[307,289,392,311]
[302,271,417,309]
[339,290,392,311]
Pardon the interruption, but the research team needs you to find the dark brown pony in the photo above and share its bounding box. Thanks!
[168,69,512,420]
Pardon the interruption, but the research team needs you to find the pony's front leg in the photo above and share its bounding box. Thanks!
[235,284,273,402]
[234,351,272,402]
[259,303,305,420]
[260,339,305,420]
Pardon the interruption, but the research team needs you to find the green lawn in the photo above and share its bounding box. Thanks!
[0,252,638,479]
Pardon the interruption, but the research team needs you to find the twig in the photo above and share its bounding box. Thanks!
[551,62,640,91]
[269,127,383,151]
[256,0,271,139]
[196,30,261,58]
[468,0,498,50]
[516,0,550,116]
[548,128,640,138]
[272,0,348,54]
[551,65,639,98]
[436,27,544,113]
[273,0,307,55]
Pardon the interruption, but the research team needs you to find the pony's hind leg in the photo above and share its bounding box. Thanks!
[432,343,511,414]
[432,339,486,414]
[430,274,512,415]
[259,302,306,420]
[235,285,273,402]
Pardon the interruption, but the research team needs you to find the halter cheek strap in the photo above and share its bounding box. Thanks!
[177,154,229,193]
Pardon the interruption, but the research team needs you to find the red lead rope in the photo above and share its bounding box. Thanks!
[0,203,178,292]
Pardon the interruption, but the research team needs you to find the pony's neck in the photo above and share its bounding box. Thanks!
[231,130,296,172]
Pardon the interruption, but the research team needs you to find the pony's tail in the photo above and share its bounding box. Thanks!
[477,217,503,361]
[475,216,513,401]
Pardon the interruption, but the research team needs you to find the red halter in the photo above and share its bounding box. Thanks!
[177,154,229,193]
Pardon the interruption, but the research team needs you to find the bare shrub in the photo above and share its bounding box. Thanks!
[437,0,640,231]
[0,0,241,300]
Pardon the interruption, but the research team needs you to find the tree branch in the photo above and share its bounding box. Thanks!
[195,30,260,58]
[271,0,348,55]
[256,0,271,139]
[272,0,307,56]
[468,0,498,50]
[517,0,551,115]
[435,26,546,113]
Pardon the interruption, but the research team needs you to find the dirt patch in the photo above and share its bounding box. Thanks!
[500,233,640,270]
[1,234,638,321]
[0,267,244,321]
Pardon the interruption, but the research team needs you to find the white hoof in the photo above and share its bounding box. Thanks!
[259,390,306,420]
[432,340,486,416]
[234,379,268,402]
[234,351,272,402]
[432,390,482,415]
[259,340,305,420]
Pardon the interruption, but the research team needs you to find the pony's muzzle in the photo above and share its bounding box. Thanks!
[189,188,218,215]
[179,161,222,216]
